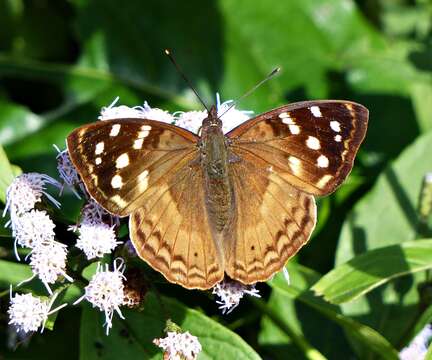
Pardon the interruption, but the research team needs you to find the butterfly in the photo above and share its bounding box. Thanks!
[67,100,368,290]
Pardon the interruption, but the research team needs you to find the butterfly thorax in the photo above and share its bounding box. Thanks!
[200,106,234,234]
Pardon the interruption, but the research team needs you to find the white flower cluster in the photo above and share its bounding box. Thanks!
[212,279,260,314]
[8,288,67,334]
[153,330,202,360]
[4,173,72,294]
[98,94,253,134]
[74,259,126,335]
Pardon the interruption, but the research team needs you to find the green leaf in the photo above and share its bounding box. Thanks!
[0,259,33,288]
[73,0,223,108]
[410,82,432,133]
[80,292,261,360]
[252,297,327,360]
[313,239,432,304]
[335,131,432,350]
[427,342,432,360]
[338,130,432,258]
[0,100,45,146]
[219,0,363,102]
[268,271,399,360]
[259,263,353,359]
[0,142,16,203]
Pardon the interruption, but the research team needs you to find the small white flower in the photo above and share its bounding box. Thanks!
[3,173,61,217]
[13,210,55,248]
[212,279,260,314]
[54,145,82,198]
[173,110,207,134]
[25,241,72,294]
[71,199,121,259]
[76,222,120,259]
[74,259,126,335]
[153,331,202,360]
[8,289,67,334]
[400,324,432,360]
[99,98,174,123]
[216,93,253,133]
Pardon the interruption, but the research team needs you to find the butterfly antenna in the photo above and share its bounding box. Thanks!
[218,67,281,119]
[164,49,210,112]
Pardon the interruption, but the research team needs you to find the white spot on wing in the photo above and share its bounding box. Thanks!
[95,142,104,155]
[279,112,289,118]
[282,115,295,125]
[288,156,301,175]
[116,153,129,169]
[111,174,123,189]
[317,155,329,168]
[317,174,333,188]
[289,124,300,135]
[335,134,342,142]
[110,124,121,137]
[138,170,149,192]
[138,130,150,138]
[310,106,322,117]
[137,125,152,139]
[306,136,321,150]
[133,138,144,149]
[111,195,128,208]
[330,121,341,132]
[95,157,102,165]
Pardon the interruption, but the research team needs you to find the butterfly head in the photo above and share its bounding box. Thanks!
[202,105,221,128]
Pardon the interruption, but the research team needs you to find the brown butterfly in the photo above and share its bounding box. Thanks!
[67,100,368,289]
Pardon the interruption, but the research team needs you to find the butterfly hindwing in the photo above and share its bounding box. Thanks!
[224,149,316,284]
[227,100,368,196]
[67,118,199,216]
[129,159,224,289]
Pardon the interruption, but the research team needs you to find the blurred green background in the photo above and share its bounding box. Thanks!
[0,0,432,359]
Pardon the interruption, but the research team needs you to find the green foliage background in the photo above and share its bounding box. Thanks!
[0,0,432,359]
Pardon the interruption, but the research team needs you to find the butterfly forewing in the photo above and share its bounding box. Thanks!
[67,118,199,216]
[227,100,368,196]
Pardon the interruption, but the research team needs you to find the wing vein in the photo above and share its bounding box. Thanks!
[121,150,197,211]
[153,176,189,258]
